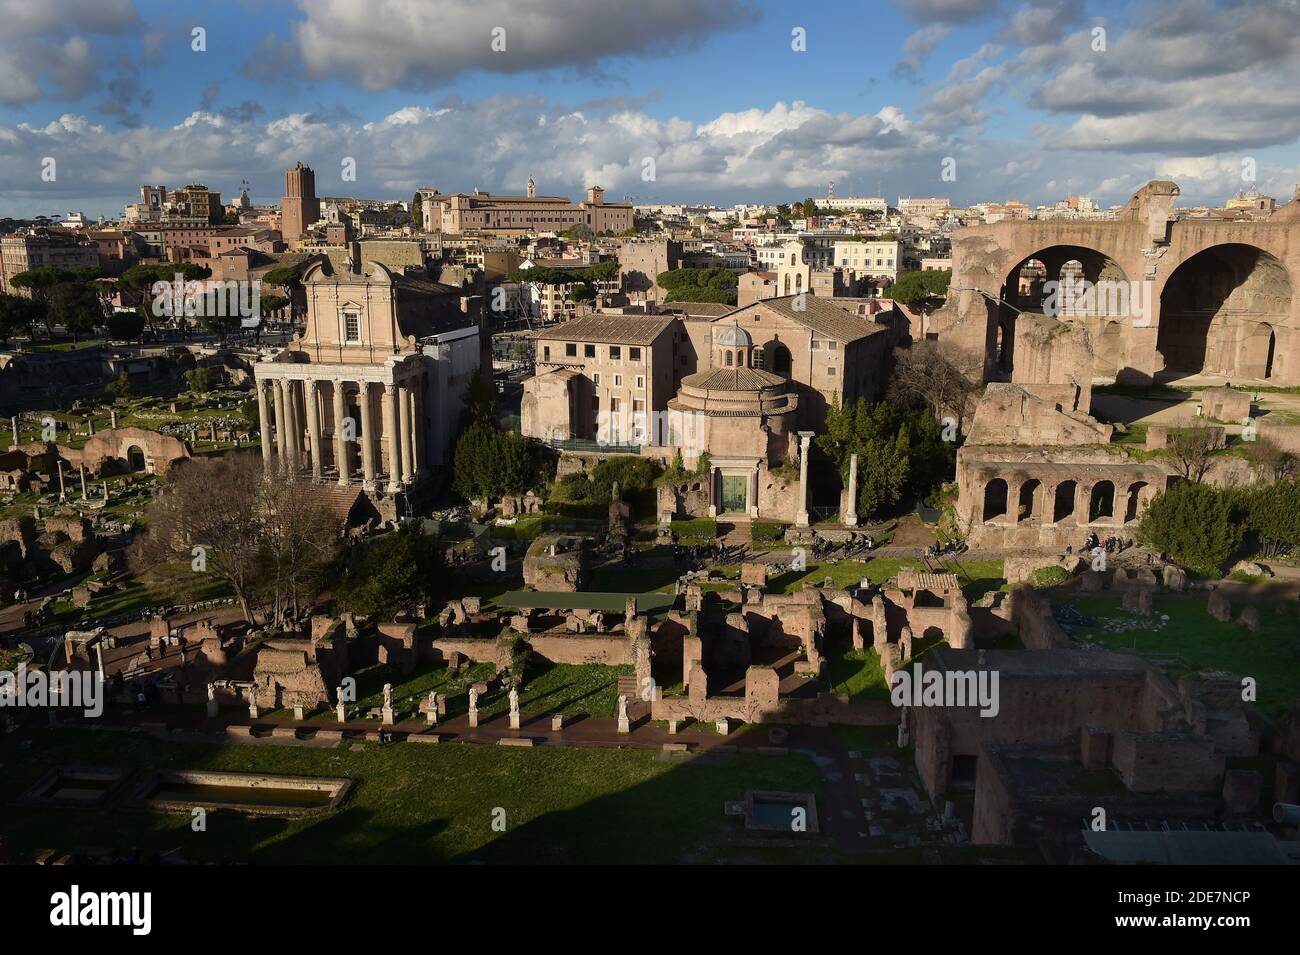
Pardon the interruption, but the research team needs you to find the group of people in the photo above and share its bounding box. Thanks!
[1067,533,1134,556]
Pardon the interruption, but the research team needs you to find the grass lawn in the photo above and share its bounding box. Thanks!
[278,659,636,723]
[766,556,924,594]
[822,619,948,701]
[1056,593,1300,717]
[1,728,829,864]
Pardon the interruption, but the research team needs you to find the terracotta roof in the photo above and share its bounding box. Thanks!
[681,366,786,391]
[534,315,675,346]
[730,294,883,343]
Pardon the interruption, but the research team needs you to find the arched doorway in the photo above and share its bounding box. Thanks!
[765,341,792,378]
[1017,479,1042,523]
[1156,244,1292,381]
[1053,480,1077,523]
[982,479,1008,522]
[1239,323,1277,380]
[1124,481,1149,523]
[1088,481,1115,523]
[126,445,146,471]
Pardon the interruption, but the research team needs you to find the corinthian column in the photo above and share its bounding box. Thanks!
[397,380,414,485]
[305,379,323,480]
[844,452,859,527]
[358,382,377,491]
[284,379,301,471]
[333,380,351,486]
[256,379,273,466]
[383,382,402,494]
[273,379,289,461]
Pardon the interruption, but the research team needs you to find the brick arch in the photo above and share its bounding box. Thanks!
[936,180,1300,385]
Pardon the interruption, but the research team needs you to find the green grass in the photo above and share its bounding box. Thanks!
[765,556,923,594]
[1,728,828,864]
[1058,594,1300,717]
[319,658,634,722]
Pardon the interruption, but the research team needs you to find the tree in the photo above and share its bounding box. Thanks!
[45,281,103,342]
[184,367,215,393]
[0,292,40,345]
[887,340,979,422]
[106,309,145,342]
[1243,436,1299,483]
[1167,420,1218,482]
[104,372,134,402]
[655,267,738,305]
[1137,481,1242,573]
[452,425,535,500]
[334,523,442,620]
[818,399,912,520]
[1242,479,1300,559]
[888,269,951,308]
[132,454,340,626]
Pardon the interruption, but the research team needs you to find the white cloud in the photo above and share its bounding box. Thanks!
[267,0,758,91]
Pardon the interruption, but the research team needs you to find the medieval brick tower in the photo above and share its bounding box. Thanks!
[281,162,320,240]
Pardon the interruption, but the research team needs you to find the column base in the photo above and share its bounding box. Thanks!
[796,511,810,527]
[845,514,858,527]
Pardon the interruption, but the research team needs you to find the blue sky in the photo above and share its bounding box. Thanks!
[1,0,1298,217]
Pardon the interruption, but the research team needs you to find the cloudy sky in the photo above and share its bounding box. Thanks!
[1,0,1299,218]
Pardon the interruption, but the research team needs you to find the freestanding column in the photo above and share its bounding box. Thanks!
[305,379,323,480]
[795,431,813,527]
[844,452,859,527]
[284,380,301,470]
[256,380,273,466]
[333,380,351,486]
[358,382,377,491]
[273,379,289,461]
[383,382,402,494]
[397,380,414,484]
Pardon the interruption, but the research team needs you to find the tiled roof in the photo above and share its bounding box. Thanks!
[534,315,675,346]
[682,366,786,391]
[730,294,882,343]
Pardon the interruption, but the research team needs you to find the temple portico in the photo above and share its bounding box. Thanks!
[254,357,430,495]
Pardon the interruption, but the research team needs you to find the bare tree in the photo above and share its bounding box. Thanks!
[257,473,343,627]
[132,453,340,626]
[887,340,980,423]
[1243,435,1299,483]
[1167,419,1219,483]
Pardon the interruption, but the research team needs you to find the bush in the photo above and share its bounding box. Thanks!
[1029,565,1070,588]
[334,524,442,620]
[184,367,215,393]
[1137,481,1242,573]
[452,424,537,499]
[671,518,717,541]
[750,520,786,543]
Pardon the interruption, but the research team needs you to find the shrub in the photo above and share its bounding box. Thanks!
[751,520,786,543]
[1137,481,1242,573]
[1029,565,1070,588]
[671,518,717,541]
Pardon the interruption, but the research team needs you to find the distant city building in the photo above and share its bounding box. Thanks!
[898,197,951,217]
[0,228,99,294]
[419,182,632,236]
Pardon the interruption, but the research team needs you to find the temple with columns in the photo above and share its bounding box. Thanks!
[253,258,483,514]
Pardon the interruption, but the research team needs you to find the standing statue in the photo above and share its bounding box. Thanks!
[468,686,479,710]
[617,694,628,722]
[508,686,520,717]
[207,683,216,702]
[382,683,394,709]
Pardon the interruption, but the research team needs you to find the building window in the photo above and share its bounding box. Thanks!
[811,340,822,350]
[593,373,600,385]
[828,341,838,351]
[636,376,644,388]
[828,367,837,376]
[566,342,577,357]
[610,346,622,360]
[614,374,622,386]
[343,312,361,343]
[725,351,733,367]
[543,346,550,360]
[629,347,641,361]
[584,344,595,357]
